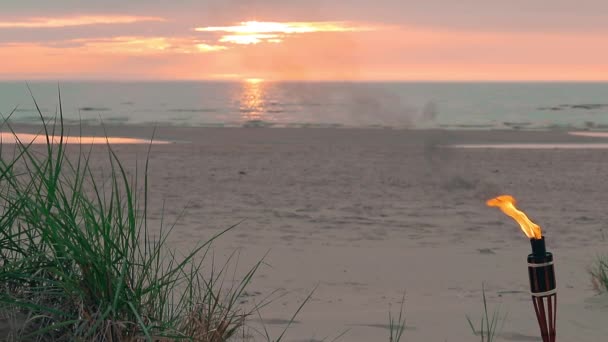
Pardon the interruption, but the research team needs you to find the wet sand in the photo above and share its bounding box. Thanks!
[4,125,608,341]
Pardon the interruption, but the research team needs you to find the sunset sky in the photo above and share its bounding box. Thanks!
[2,0,608,81]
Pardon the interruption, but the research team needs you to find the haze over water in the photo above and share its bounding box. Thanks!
[2,81,608,130]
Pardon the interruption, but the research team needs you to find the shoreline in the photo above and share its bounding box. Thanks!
[5,123,608,142]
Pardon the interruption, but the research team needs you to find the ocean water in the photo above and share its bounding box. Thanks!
[1,81,608,129]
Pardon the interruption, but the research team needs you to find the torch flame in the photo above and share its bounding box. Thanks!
[486,195,542,239]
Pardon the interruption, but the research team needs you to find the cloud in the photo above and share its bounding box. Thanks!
[77,36,228,54]
[0,15,165,29]
[195,20,374,45]
[196,21,369,34]
[1,36,226,55]
[78,36,176,53]
[196,43,228,52]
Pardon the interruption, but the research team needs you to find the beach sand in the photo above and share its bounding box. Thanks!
[4,125,608,341]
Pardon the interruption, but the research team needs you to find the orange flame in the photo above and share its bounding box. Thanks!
[486,195,542,239]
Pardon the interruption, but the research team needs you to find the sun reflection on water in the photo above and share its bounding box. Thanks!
[0,132,170,144]
[239,78,267,122]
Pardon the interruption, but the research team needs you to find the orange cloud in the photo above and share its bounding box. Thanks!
[1,36,226,55]
[196,43,228,52]
[78,37,173,53]
[0,15,165,29]
[76,36,225,54]
[195,21,375,45]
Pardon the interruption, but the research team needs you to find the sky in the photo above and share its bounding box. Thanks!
[2,0,608,81]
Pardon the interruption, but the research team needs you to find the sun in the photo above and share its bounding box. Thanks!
[244,78,264,84]
[195,20,368,45]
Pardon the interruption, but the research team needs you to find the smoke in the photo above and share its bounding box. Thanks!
[343,86,437,127]
[422,129,503,202]
[277,82,439,127]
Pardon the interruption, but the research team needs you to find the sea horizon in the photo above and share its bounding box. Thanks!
[2,80,608,130]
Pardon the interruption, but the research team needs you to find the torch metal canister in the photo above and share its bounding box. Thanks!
[528,237,556,342]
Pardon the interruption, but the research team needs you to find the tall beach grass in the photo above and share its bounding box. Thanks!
[466,284,504,342]
[590,255,608,293]
[387,294,406,342]
[0,96,263,341]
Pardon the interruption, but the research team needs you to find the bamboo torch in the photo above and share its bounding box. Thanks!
[487,195,556,342]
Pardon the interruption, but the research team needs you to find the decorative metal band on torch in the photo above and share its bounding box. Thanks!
[528,237,556,297]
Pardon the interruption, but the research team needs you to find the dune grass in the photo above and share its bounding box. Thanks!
[0,97,265,340]
[590,255,608,293]
[387,294,406,342]
[590,228,608,292]
[466,284,504,342]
